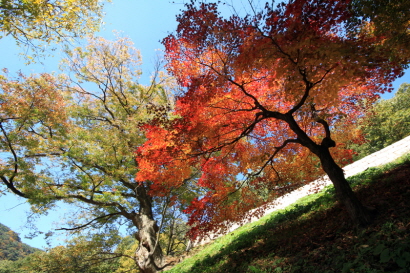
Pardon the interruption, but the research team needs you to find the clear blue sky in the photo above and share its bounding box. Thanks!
[0,0,409,250]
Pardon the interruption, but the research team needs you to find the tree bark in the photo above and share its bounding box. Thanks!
[131,185,163,273]
[283,112,374,226]
[134,214,163,273]
[317,146,374,226]
[166,218,175,255]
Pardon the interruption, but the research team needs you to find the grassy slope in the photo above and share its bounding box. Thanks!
[166,154,410,273]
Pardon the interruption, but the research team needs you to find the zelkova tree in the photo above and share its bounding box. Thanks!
[0,36,188,273]
[0,0,105,55]
[137,0,410,239]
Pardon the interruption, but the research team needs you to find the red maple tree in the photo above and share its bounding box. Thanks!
[137,0,408,238]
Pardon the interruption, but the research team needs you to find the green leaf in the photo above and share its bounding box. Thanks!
[380,248,391,263]
[403,252,410,261]
[373,244,385,255]
[396,257,407,268]
[342,262,353,273]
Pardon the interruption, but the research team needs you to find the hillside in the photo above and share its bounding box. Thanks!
[166,154,410,272]
[0,223,40,261]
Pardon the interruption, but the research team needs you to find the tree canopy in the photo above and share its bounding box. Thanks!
[0,0,106,56]
[352,83,410,158]
[137,0,410,239]
[0,35,186,272]
[348,0,410,55]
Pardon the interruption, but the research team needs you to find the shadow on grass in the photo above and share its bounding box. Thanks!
[172,158,410,273]
[187,192,338,272]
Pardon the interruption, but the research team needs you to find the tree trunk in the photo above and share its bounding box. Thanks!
[284,113,374,226]
[317,146,374,226]
[131,185,163,273]
[166,218,175,255]
[134,214,163,273]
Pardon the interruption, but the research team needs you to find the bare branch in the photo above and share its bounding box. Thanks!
[55,212,122,231]
[252,138,301,177]
[24,152,63,158]
[191,111,266,156]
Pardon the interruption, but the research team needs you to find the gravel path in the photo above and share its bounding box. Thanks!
[194,135,410,246]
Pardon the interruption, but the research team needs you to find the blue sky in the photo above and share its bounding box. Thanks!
[1,0,410,250]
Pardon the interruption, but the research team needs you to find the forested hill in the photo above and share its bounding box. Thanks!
[0,223,40,261]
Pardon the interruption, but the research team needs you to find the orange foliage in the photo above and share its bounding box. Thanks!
[137,0,407,238]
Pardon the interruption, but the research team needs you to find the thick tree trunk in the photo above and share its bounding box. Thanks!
[134,214,163,273]
[317,146,374,226]
[284,113,374,226]
[131,185,163,273]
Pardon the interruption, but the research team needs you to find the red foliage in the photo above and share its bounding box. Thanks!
[137,0,407,238]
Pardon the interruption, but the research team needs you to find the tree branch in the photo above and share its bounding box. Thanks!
[24,152,63,158]
[310,104,336,148]
[0,176,26,198]
[252,138,301,178]
[55,212,122,231]
[0,122,26,197]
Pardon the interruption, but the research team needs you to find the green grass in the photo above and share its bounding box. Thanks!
[166,153,410,273]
